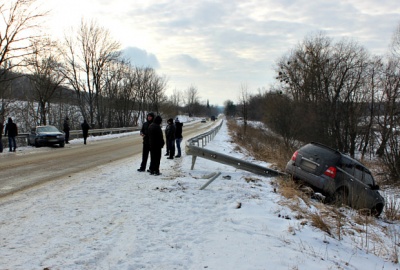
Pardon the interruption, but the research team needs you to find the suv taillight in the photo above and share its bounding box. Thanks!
[324,166,337,178]
[291,151,298,161]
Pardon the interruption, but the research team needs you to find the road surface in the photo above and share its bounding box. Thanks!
[0,120,216,198]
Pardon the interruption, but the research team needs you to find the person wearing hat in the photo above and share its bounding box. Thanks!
[148,115,165,175]
[0,120,3,153]
[174,117,183,158]
[81,119,90,144]
[138,112,155,172]
[165,118,176,159]
[4,117,18,152]
[63,117,70,144]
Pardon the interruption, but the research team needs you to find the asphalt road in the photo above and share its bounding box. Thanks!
[0,121,215,198]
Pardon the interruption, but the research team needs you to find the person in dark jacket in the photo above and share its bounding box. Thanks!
[174,117,183,158]
[138,112,155,172]
[81,119,90,145]
[63,117,70,144]
[4,117,18,152]
[165,118,176,159]
[164,126,169,157]
[0,120,3,153]
[148,115,164,175]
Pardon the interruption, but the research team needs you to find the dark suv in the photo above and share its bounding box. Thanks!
[285,142,385,216]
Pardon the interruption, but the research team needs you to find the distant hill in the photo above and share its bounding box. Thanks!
[1,71,77,103]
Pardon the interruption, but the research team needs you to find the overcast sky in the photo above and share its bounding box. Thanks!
[42,0,400,106]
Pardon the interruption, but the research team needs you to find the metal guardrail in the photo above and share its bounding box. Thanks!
[185,120,284,178]
[67,127,139,139]
[3,127,139,146]
[187,120,223,147]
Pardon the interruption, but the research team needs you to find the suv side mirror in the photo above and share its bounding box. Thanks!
[369,184,380,190]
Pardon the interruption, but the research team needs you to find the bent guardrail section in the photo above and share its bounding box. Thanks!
[185,120,284,177]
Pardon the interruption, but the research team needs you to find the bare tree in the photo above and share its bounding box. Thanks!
[276,32,370,156]
[62,19,121,127]
[147,72,167,115]
[238,83,249,133]
[135,67,154,123]
[0,0,47,122]
[170,88,183,108]
[358,57,383,160]
[0,0,47,77]
[390,21,400,58]
[163,88,182,117]
[261,91,303,148]
[184,85,200,116]
[375,59,400,152]
[223,99,236,118]
[106,60,138,127]
[25,38,65,125]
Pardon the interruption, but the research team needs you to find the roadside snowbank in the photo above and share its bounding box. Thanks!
[0,120,397,269]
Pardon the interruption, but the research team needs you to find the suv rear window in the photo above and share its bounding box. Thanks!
[298,143,340,174]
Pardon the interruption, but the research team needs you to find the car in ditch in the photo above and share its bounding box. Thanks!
[285,142,385,216]
[28,125,65,148]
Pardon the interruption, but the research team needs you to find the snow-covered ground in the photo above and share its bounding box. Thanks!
[0,119,398,269]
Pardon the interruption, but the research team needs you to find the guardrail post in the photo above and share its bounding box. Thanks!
[199,172,221,190]
[191,156,197,170]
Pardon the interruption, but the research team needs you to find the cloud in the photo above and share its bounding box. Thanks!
[46,0,400,106]
[121,47,160,69]
[170,54,205,71]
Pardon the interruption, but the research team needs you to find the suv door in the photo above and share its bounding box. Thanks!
[336,157,360,205]
[353,167,378,210]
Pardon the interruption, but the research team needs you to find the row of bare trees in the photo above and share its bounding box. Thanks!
[0,0,219,132]
[227,29,400,181]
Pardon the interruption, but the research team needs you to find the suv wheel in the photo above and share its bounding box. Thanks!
[371,203,384,217]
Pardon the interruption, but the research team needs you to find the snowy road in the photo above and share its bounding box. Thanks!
[0,120,214,198]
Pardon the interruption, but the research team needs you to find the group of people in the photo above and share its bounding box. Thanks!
[137,113,183,176]
[0,117,18,153]
[165,117,183,159]
[63,117,91,145]
[0,117,91,153]
[1,115,181,177]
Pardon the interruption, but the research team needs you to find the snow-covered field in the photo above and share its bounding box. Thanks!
[0,120,398,269]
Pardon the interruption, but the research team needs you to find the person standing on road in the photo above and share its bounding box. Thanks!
[137,112,154,172]
[4,117,18,152]
[63,117,70,144]
[0,120,3,153]
[81,119,90,145]
[165,118,176,159]
[174,117,183,158]
[148,115,164,175]
[164,123,170,157]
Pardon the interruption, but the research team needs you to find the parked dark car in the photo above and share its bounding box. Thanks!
[28,125,65,148]
[285,142,384,216]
